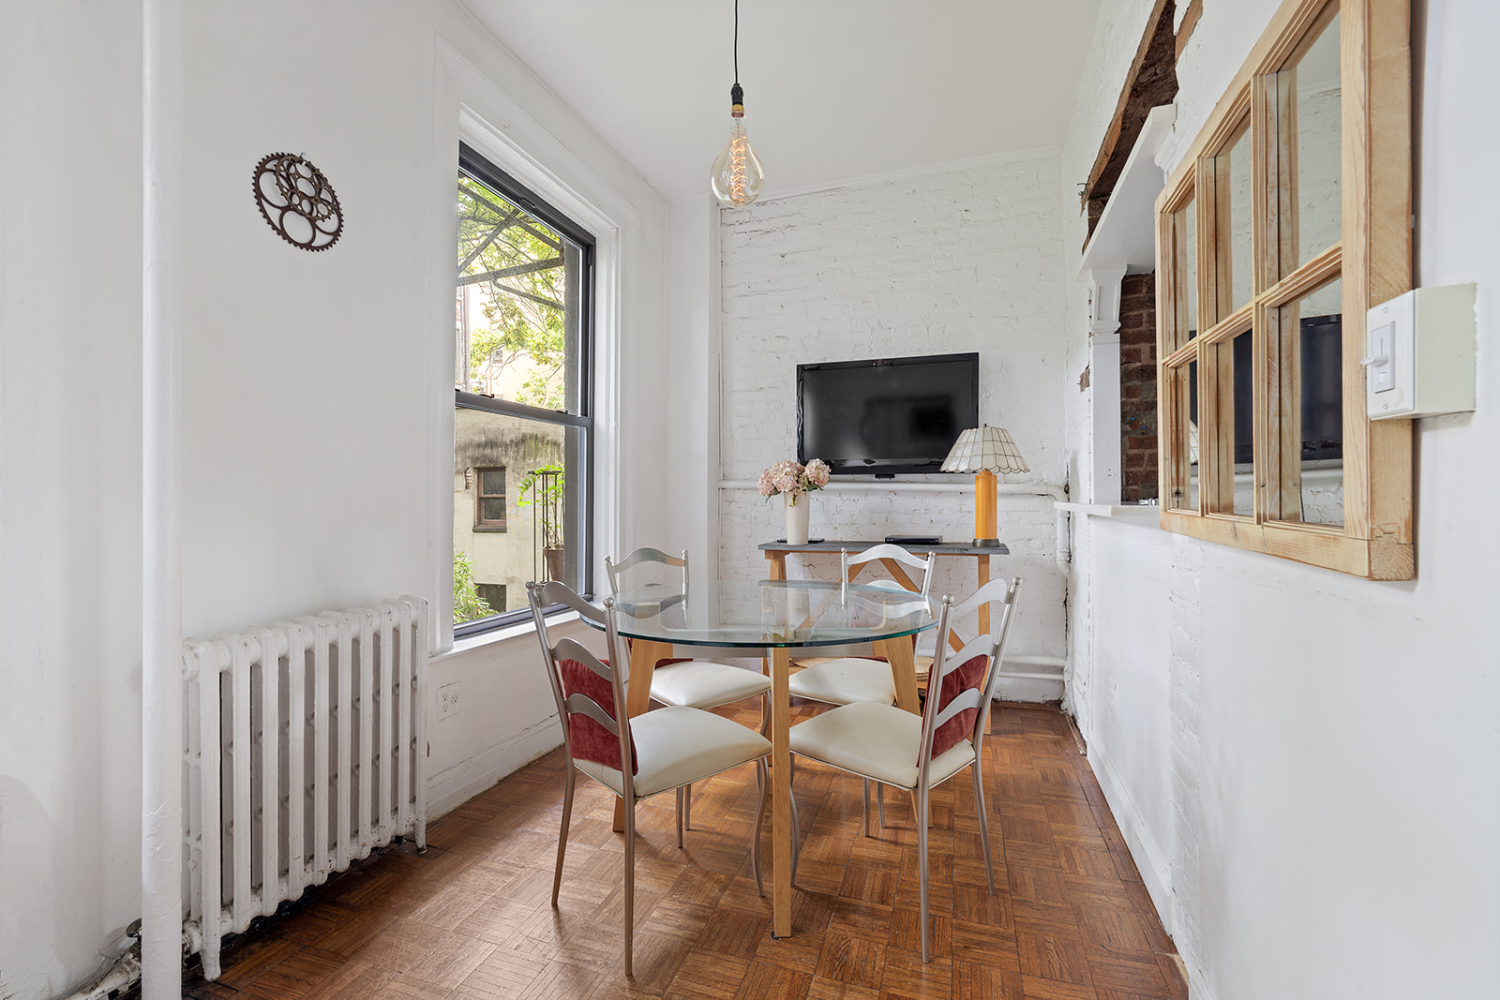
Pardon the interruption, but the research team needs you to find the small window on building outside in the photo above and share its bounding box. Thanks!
[475,466,507,531]
[474,583,507,613]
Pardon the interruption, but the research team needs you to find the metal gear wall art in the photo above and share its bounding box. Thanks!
[252,153,344,251]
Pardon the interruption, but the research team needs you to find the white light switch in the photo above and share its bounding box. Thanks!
[1366,284,1476,420]
[1367,322,1394,392]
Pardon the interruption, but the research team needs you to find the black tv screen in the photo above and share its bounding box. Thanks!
[797,353,979,475]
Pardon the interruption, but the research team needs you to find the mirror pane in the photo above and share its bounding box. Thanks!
[1286,11,1342,271]
[1216,126,1254,316]
[1230,329,1254,516]
[1165,362,1198,513]
[1188,359,1200,510]
[1177,198,1198,343]
[1277,275,1344,526]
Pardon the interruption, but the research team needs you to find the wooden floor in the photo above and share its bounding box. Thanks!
[182,701,1186,1000]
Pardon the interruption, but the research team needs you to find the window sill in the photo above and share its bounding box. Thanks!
[1055,502,1163,521]
[434,609,580,662]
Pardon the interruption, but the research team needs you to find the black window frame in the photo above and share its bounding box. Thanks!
[455,144,595,638]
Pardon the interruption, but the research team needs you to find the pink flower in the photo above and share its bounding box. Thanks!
[759,458,831,501]
[805,459,831,488]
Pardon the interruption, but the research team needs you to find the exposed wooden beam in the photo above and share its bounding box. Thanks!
[1083,0,1179,242]
[1176,0,1204,58]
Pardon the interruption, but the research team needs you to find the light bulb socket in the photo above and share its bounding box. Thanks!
[730,82,744,117]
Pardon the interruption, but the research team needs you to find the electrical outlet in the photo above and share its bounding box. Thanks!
[438,681,462,720]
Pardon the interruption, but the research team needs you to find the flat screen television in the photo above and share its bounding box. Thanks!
[797,352,979,475]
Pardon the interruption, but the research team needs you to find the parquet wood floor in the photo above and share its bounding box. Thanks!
[179,701,1187,1000]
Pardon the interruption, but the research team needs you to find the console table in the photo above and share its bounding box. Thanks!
[759,539,1011,650]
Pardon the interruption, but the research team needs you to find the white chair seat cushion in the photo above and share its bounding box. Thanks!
[787,658,896,706]
[788,701,976,790]
[649,659,772,709]
[574,706,772,800]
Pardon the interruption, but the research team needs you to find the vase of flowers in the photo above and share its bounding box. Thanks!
[759,458,830,545]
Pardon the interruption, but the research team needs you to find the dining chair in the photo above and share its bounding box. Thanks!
[787,576,1022,963]
[787,543,935,707]
[527,580,772,977]
[784,543,937,828]
[606,546,775,830]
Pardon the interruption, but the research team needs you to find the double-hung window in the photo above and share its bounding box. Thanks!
[454,144,593,632]
[1155,0,1411,578]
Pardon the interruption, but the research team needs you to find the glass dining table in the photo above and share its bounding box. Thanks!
[586,578,938,939]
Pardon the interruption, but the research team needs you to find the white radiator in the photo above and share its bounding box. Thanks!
[181,596,427,980]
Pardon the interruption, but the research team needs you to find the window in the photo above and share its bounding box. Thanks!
[474,583,507,613]
[454,144,593,630]
[1154,0,1411,578]
[474,466,507,531]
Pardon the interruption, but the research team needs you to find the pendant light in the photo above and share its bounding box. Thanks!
[710,0,765,207]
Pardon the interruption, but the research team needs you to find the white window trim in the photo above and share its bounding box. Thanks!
[429,40,630,651]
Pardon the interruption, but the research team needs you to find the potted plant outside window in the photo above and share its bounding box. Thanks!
[517,464,565,582]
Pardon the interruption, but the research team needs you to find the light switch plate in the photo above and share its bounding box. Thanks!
[1366,284,1476,420]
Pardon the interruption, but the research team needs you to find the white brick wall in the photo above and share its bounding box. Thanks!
[716,155,1071,682]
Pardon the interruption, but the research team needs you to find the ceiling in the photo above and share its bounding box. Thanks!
[461,0,1104,203]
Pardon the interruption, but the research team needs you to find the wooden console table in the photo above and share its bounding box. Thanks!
[759,539,1011,650]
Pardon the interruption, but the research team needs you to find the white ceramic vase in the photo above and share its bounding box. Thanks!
[784,493,810,545]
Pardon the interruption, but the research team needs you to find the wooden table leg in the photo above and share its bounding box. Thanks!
[765,550,787,581]
[770,645,792,938]
[612,638,674,833]
[873,636,920,715]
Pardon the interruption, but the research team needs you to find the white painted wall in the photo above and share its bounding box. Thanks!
[1057,0,1163,737]
[0,1,668,996]
[712,159,1072,694]
[1065,3,1500,999]
[0,5,146,997]
[661,194,722,568]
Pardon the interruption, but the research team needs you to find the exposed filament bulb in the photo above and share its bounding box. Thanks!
[711,86,765,207]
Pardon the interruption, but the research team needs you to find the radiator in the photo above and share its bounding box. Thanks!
[181,596,428,980]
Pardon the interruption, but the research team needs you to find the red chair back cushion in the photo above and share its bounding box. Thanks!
[929,654,988,759]
[560,658,638,775]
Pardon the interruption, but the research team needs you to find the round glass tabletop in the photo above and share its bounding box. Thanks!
[584,579,937,649]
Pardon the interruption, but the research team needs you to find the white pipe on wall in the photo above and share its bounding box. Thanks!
[721,479,1076,567]
[719,479,1067,498]
[58,945,141,1000]
[141,1,184,997]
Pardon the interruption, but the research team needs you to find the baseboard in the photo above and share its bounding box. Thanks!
[1088,739,1175,939]
[1074,739,1216,998]
[991,675,1064,703]
[427,717,561,817]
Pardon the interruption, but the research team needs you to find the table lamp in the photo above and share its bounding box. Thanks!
[942,425,1028,547]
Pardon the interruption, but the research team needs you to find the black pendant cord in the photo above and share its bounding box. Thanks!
[733,0,740,86]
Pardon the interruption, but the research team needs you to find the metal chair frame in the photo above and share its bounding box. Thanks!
[604,546,774,832]
[528,580,770,977]
[790,576,1023,962]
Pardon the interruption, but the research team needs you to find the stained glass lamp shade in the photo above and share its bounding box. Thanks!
[941,426,1028,547]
